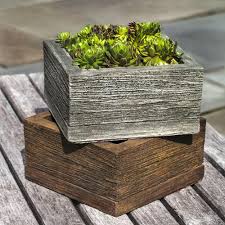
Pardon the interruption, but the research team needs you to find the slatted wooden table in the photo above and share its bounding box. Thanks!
[0,73,225,225]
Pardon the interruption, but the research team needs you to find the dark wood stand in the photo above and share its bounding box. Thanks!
[24,112,205,216]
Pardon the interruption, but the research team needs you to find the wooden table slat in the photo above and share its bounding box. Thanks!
[205,123,225,169]
[0,89,85,225]
[0,149,38,225]
[28,72,44,99]
[0,74,47,121]
[78,205,133,225]
[165,184,225,225]
[195,159,225,221]
[130,200,179,225]
[0,74,133,225]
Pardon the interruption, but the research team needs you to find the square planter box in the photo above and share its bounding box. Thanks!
[44,40,204,143]
[24,112,205,216]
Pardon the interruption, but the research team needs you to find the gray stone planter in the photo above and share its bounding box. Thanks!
[44,40,204,143]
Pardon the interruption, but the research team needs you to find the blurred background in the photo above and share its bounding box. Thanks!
[0,0,225,136]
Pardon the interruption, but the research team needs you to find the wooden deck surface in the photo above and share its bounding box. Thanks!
[0,73,225,225]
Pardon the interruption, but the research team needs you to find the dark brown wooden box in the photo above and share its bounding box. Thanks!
[24,112,205,216]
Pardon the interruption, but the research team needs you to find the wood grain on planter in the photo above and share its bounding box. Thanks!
[44,40,204,143]
[24,111,205,216]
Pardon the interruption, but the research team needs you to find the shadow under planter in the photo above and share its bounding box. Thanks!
[24,112,205,216]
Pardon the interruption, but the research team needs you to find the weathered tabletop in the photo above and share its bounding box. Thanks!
[0,73,225,225]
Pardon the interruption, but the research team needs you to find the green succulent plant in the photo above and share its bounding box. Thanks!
[116,26,129,41]
[87,34,106,47]
[56,32,71,47]
[56,22,184,69]
[73,45,106,69]
[138,22,161,36]
[77,25,92,38]
[105,40,137,67]
[91,24,118,39]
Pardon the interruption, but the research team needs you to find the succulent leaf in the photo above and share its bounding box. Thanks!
[115,26,128,41]
[56,32,71,46]
[137,22,161,36]
[73,45,106,69]
[106,40,136,67]
[77,25,92,38]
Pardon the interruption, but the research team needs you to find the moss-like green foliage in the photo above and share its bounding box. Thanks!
[56,22,183,69]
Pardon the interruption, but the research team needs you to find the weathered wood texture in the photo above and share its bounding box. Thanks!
[28,72,45,99]
[165,186,225,225]
[160,125,225,225]
[77,205,133,225]
[164,157,225,225]
[0,75,133,224]
[130,200,179,225]
[0,74,47,121]
[44,40,204,143]
[195,160,225,221]
[193,124,225,221]
[0,150,38,225]
[0,88,85,225]
[24,111,205,216]
[204,123,225,169]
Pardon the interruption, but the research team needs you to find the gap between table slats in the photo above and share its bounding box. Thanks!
[0,145,39,225]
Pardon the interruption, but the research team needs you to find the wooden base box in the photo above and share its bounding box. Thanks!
[24,112,205,216]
